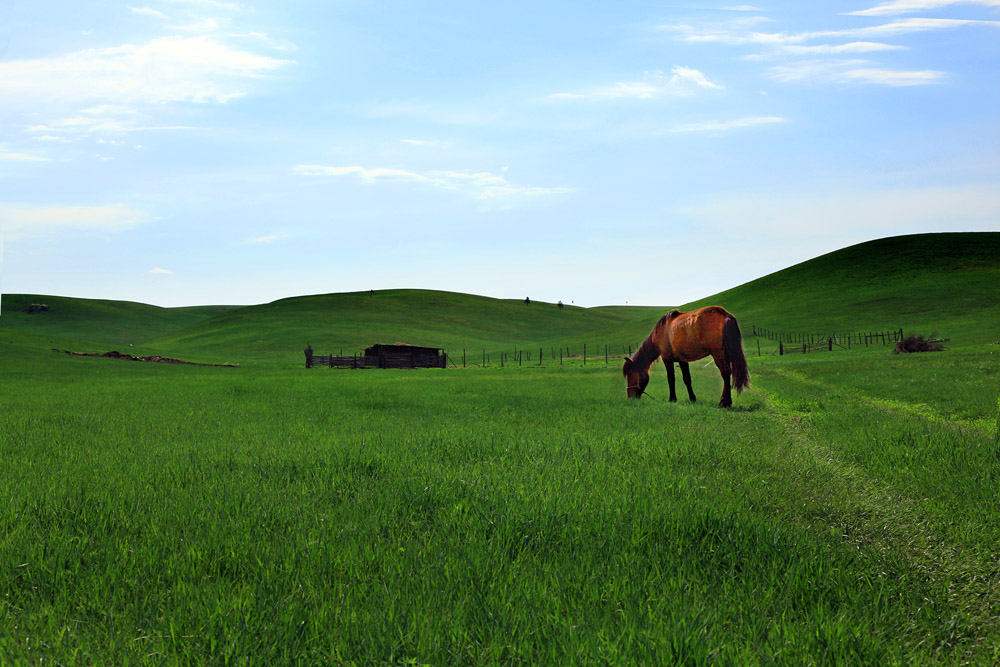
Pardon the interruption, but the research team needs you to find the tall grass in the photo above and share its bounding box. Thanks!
[3,350,998,664]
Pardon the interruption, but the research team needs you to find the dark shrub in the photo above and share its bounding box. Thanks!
[893,334,944,354]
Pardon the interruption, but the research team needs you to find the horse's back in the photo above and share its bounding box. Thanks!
[662,306,732,361]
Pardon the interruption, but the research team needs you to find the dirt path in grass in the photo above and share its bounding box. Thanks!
[754,370,1000,658]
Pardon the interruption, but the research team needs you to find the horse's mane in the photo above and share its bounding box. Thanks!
[630,327,662,370]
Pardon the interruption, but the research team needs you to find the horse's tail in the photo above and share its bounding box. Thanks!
[723,315,750,393]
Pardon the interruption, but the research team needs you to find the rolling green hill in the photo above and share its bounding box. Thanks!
[144,290,666,365]
[0,294,238,346]
[3,232,998,365]
[682,232,1000,347]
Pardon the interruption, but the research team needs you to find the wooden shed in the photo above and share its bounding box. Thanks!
[363,344,446,369]
[305,343,446,368]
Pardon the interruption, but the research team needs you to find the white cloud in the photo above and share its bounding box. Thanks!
[662,16,1000,46]
[666,116,787,133]
[663,14,995,86]
[766,59,945,85]
[0,145,49,162]
[0,36,292,107]
[169,0,244,10]
[823,17,1000,37]
[743,41,906,60]
[401,138,449,148]
[248,233,289,244]
[27,105,197,139]
[0,203,153,241]
[131,7,169,20]
[150,267,174,275]
[848,0,1000,16]
[550,67,721,101]
[843,67,946,85]
[169,18,223,32]
[294,164,574,201]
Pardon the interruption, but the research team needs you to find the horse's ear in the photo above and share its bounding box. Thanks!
[622,357,633,373]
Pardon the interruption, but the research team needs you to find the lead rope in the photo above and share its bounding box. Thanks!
[626,386,656,400]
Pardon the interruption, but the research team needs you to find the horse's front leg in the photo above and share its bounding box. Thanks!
[679,361,696,402]
[665,360,678,402]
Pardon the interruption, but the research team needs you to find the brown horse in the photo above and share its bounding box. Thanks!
[623,306,749,407]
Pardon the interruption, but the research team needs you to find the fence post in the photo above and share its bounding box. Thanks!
[828,337,832,352]
[757,339,761,357]
[539,348,543,366]
[584,343,587,365]
[779,342,784,356]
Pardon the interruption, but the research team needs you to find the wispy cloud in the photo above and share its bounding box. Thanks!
[168,0,244,10]
[848,0,1000,17]
[150,267,174,275]
[766,59,945,85]
[842,67,946,85]
[401,138,450,148]
[0,36,293,107]
[0,145,49,162]
[294,164,574,201]
[743,41,906,60]
[666,116,787,133]
[27,105,197,140]
[248,233,289,244]
[660,15,998,87]
[131,7,169,20]
[0,203,153,241]
[662,17,1000,46]
[549,67,721,102]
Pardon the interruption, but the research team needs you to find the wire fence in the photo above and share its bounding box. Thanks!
[751,325,904,356]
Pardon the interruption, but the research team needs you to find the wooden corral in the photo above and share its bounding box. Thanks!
[305,343,446,369]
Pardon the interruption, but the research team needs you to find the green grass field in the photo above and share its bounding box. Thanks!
[2,233,999,664]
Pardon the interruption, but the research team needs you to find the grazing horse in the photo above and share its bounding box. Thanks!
[623,306,750,407]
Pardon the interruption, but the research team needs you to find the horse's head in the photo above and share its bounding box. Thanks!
[622,357,649,399]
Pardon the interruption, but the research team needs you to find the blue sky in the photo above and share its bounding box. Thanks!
[1,0,998,307]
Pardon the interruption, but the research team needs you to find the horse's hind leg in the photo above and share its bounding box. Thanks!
[679,361,696,402]
[712,354,732,407]
[665,360,678,402]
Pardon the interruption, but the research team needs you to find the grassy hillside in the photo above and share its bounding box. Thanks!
[3,232,998,365]
[682,232,1000,347]
[0,294,238,347]
[145,289,666,366]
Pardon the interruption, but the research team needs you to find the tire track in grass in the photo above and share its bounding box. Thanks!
[755,368,1000,660]
[768,368,996,436]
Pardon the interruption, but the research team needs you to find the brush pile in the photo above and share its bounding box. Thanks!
[893,334,945,354]
[55,349,237,367]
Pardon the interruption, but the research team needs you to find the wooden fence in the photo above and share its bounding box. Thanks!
[306,350,446,369]
[752,325,905,355]
[305,327,907,369]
